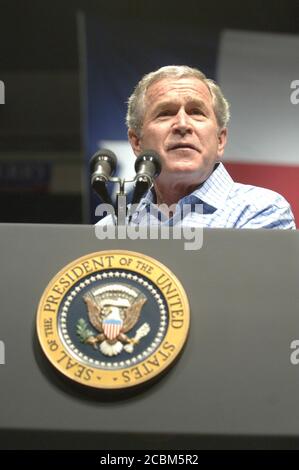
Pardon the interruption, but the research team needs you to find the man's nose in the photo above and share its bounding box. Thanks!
[172,109,192,136]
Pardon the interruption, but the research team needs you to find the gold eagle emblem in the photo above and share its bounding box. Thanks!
[77,283,149,356]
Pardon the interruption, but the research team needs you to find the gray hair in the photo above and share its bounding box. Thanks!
[126,65,230,136]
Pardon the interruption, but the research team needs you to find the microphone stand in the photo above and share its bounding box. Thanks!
[92,149,161,226]
[92,150,161,226]
[104,176,135,225]
[115,178,126,225]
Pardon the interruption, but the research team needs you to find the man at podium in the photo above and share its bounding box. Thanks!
[102,65,296,229]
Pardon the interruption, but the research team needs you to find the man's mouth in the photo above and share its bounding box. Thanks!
[168,143,198,151]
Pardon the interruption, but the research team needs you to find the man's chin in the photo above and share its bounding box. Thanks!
[167,165,201,174]
[157,167,204,184]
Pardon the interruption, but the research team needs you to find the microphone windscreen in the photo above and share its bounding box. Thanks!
[134,150,161,177]
[90,149,117,175]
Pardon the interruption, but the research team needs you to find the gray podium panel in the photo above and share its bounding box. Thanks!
[0,224,299,449]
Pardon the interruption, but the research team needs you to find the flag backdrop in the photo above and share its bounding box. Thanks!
[79,14,299,224]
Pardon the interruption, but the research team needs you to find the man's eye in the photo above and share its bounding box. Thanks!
[157,110,172,117]
[190,108,204,115]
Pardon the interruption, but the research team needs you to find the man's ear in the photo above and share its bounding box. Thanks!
[217,127,227,159]
[128,129,142,156]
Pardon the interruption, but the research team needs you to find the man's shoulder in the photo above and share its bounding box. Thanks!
[226,182,296,229]
[230,182,291,209]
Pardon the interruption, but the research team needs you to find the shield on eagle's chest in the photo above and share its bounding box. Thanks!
[103,316,123,340]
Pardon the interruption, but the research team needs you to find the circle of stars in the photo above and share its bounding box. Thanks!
[58,270,168,369]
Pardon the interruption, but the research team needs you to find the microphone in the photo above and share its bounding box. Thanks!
[131,150,162,206]
[90,149,117,205]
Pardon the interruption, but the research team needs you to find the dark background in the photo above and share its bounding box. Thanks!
[0,0,298,223]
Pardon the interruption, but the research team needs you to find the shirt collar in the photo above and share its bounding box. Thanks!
[190,162,234,209]
[135,162,234,213]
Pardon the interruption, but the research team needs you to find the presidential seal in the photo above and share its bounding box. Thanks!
[36,250,190,389]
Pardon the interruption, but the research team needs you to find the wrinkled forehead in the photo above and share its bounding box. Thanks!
[145,76,213,106]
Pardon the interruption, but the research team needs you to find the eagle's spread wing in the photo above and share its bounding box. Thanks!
[83,295,103,332]
[123,297,147,332]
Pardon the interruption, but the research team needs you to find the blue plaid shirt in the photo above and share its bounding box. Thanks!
[99,163,296,229]
[131,163,296,229]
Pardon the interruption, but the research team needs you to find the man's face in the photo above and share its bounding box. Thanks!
[129,77,227,186]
